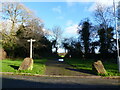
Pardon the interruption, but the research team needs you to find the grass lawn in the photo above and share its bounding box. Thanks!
[64,58,120,76]
[0,58,47,75]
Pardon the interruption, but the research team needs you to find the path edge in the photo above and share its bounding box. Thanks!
[0,72,120,79]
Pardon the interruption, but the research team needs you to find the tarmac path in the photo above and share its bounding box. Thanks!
[1,74,120,88]
[1,59,120,88]
[45,59,95,76]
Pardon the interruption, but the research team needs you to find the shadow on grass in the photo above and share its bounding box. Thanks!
[34,59,46,64]
[65,68,96,75]
[10,65,19,70]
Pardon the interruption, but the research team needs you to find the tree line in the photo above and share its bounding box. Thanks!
[63,4,119,61]
[0,2,119,60]
[0,2,55,58]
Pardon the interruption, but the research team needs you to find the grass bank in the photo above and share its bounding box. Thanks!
[0,58,47,75]
[64,58,120,76]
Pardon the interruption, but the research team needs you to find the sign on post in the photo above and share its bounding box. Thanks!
[27,39,36,58]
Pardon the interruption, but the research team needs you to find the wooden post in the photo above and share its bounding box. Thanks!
[27,39,36,58]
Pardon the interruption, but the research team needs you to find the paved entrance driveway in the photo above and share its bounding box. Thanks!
[1,59,120,88]
[45,60,95,76]
[1,74,120,88]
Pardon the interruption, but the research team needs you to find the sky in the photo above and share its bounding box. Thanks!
[22,2,95,52]
[22,2,94,38]
[21,0,119,38]
[20,1,119,53]
[1,0,119,53]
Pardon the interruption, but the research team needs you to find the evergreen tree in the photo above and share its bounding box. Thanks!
[78,19,91,58]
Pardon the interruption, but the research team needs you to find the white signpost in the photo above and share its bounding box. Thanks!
[27,39,36,58]
[113,0,120,72]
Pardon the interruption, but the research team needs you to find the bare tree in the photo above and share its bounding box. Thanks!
[1,2,34,34]
[0,2,44,57]
[93,3,115,59]
[52,26,63,53]
[93,3,114,29]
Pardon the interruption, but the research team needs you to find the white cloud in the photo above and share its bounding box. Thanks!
[52,6,62,14]
[63,20,82,38]
[65,0,119,12]
[66,20,74,26]
[88,0,119,12]
[64,24,78,35]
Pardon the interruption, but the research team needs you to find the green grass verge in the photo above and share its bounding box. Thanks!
[64,58,120,76]
[0,58,47,75]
